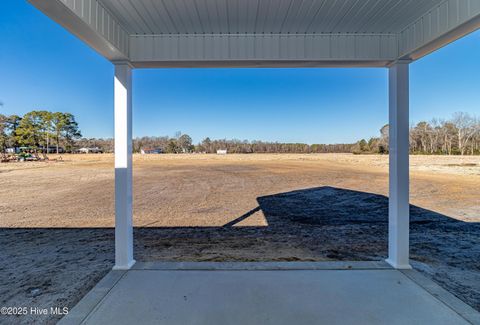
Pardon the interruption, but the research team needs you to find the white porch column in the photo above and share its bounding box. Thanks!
[386,61,411,269]
[113,63,135,270]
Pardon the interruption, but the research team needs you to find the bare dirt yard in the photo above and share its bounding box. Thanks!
[1,153,479,324]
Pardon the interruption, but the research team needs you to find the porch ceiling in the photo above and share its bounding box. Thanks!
[28,0,480,67]
[99,0,440,35]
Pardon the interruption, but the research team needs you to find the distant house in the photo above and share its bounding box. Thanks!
[140,148,162,154]
[8,146,41,153]
[39,146,64,153]
[78,147,103,154]
[216,149,227,155]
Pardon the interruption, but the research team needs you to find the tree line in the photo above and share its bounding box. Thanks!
[128,112,479,155]
[75,133,356,154]
[2,110,479,155]
[194,138,354,154]
[353,112,480,155]
[0,111,81,153]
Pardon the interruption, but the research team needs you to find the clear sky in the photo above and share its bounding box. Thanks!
[1,1,479,144]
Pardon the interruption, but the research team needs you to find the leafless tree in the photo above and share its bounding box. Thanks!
[452,112,478,155]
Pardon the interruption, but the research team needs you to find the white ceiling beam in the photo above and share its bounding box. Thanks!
[28,0,129,61]
[129,33,398,68]
[399,0,480,60]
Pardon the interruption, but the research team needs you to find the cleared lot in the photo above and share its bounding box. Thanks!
[0,153,479,324]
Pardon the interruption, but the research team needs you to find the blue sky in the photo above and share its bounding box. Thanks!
[0,1,479,144]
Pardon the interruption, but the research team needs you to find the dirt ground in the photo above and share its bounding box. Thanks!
[0,153,479,324]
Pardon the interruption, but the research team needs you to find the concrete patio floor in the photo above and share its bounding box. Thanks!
[60,262,480,325]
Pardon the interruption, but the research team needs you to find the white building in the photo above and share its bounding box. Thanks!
[140,148,162,154]
[78,147,103,154]
[5,148,17,154]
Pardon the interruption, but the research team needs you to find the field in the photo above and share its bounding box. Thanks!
[1,153,479,324]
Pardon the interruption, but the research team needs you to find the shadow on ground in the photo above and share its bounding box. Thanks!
[1,186,479,323]
[137,186,479,263]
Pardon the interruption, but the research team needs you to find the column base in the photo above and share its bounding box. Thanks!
[113,259,136,271]
[385,258,412,270]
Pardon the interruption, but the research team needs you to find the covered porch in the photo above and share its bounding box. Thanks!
[28,0,480,323]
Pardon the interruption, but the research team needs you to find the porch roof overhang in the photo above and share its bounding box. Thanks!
[29,0,480,68]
